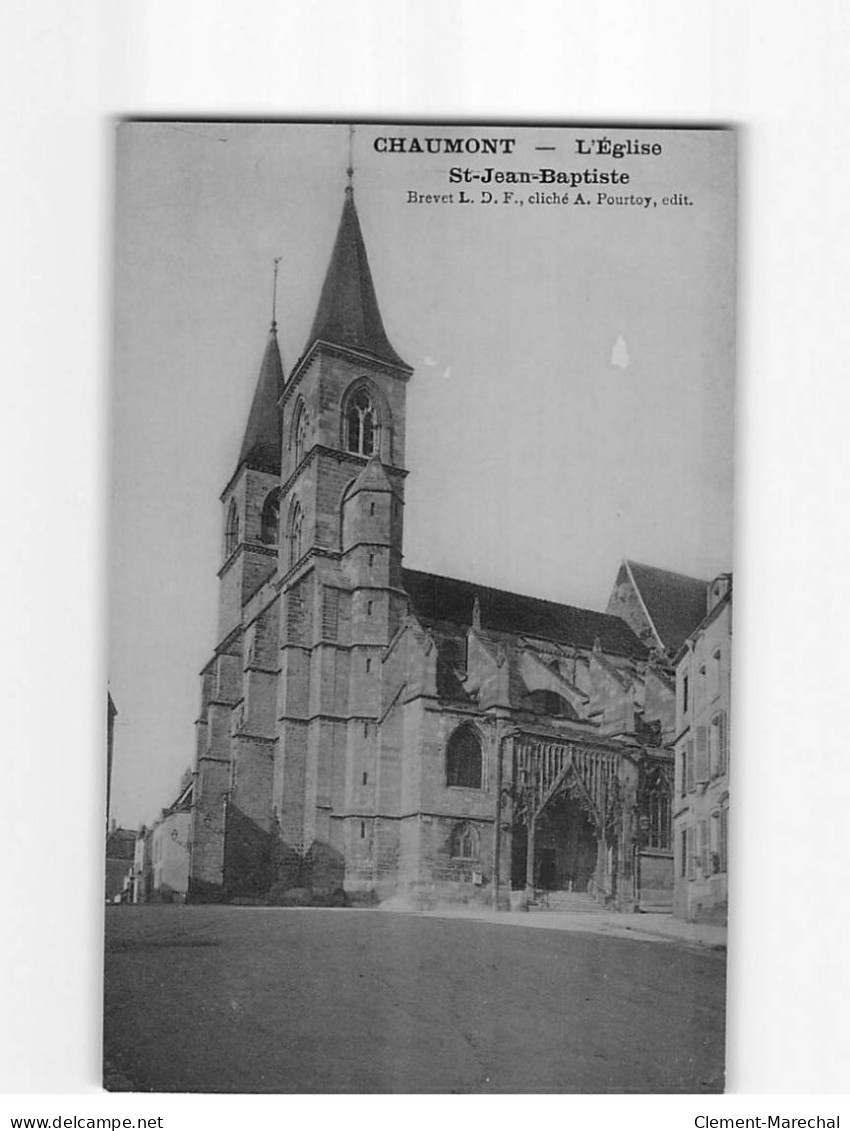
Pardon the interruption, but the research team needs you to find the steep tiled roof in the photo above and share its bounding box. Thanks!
[402,569,647,659]
[238,327,285,474]
[305,191,409,370]
[625,560,708,654]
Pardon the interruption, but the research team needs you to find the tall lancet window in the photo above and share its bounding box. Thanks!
[446,724,483,789]
[287,499,304,568]
[344,387,378,457]
[261,488,280,545]
[225,499,239,558]
[293,401,309,467]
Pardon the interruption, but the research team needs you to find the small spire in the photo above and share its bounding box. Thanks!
[237,311,285,475]
[346,124,355,196]
[271,256,281,332]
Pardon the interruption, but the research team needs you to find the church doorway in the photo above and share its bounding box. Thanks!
[538,848,557,891]
[534,795,599,893]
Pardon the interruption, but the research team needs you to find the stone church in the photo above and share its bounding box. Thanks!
[188,179,707,911]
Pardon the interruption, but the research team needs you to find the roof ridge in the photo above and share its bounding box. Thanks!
[402,567,647,659]
[625,558,710,585]
[402,566,629,621]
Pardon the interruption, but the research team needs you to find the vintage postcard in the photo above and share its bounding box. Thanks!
[106,121,735,1093]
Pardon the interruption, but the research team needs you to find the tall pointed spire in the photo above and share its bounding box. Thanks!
[346,123,355,196]
[304,139,409,371]
[271,255,281,331]
[237,263,286,475]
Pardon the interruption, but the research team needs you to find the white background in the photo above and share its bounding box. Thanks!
[2,0,850,1118]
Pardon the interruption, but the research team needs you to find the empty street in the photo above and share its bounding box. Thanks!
[103,906,725,1093]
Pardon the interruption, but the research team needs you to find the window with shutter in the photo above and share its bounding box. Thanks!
[695,724,709,782]
[709,717,720,777]
[698,819,709,874]
[719,808,729,872]
[710,712,728,777]
[686,738,695,792]
[709,812,724,873]
[719,712,729,775]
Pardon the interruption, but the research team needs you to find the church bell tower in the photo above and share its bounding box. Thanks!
[191,305,285,898]
[273,171,413,873]
[190,154,413,901]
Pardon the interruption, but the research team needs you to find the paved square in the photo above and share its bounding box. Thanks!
[104,906,725,1093]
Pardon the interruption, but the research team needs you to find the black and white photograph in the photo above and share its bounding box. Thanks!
[103,121,735,1094]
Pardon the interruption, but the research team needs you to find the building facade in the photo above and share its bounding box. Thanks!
[105,823,135,902]
[187,180,710,912]
[672,576,732,923]
[131,827,152,904]
[132,774,193,903]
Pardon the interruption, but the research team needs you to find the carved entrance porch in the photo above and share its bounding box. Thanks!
[509,732,638,906]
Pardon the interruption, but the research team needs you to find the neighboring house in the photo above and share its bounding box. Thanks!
[132,825,153,904]
[151,810,191,903]
[672,575,732,923]
[105,823,135,902]
[135,775,193,903]
[185,178,716,912]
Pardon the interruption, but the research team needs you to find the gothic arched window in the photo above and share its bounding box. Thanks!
[709,711,728,778]
[287,499,304,569]
[344,386,378,457]
[644,765,672,850]
[450,821,480,860]
[293,401,309,466]
[260,489,280,546]
[446,724,483,789]
[225,499,239,558]
[525,688,576,719]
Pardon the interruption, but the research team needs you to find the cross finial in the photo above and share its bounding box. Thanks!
[271,256,281,331]
[346,124,355,195]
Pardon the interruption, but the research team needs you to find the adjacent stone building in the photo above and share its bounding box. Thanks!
[131,826,152,904]
[150,778,193,903]
[105,823,135,902]
[132,773,193,903]
[187,179,712,912]
[672,575,732,923]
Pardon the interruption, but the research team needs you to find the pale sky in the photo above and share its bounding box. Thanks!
[109,122,735,829]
